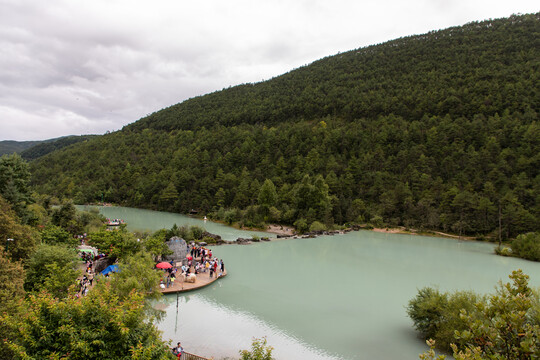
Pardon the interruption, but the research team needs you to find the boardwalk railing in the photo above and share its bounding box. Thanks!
[180,352,212,360]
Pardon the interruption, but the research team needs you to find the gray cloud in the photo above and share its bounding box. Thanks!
[0,0,538,140]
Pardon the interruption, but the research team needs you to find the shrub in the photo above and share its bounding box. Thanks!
[511,232,540,261]
[294,218,308,233]
[407,287,448,340]
[370,215,384,228]
[309,221,326,232]
[240,337,274,360]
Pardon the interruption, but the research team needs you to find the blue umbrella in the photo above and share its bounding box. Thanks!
[101,264,119,275]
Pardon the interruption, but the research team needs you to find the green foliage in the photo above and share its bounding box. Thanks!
[51,201,78,232]
[240,337,275,360]
[0,250,25,313]
[40,224,77,246]
[1,283,173,360]
[0,195,38,261]
[258,179,278,211]
[98,252,163,318]
[24,244,79,298]
[143,229,172,261]
[407,287,449,341]
[309,221,326,232]
[29,14,540,237]
[294,218,309,233]
[511,232,540,261]
[0,250,24,359]
[407,288,487,351]
[454,270,539,359]
[0,154,32,221]
[189,225,205,240]
[88,227,141,258]
[413,270,540,358]
[20,135,97,160]
[0,250,25,359]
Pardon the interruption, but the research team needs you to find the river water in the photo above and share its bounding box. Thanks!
[83,206,540,360]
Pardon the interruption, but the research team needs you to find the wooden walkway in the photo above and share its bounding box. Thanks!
[180,351,212,360]
[160,269,227,294]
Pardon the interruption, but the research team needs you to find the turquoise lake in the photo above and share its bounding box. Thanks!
[83,206,540,359]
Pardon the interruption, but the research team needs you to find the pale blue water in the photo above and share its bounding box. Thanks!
[84,206,540,359]
[76,205,271,241]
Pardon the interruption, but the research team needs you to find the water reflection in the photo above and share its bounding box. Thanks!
[157,293,344,360]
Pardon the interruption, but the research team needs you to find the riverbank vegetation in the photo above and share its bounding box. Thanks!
[27,13,540,242]
[0,155,176,358]
[408,270,540,358]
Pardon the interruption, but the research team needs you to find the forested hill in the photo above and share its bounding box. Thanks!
[20,135,97,160]
[127,13,539,132]
[31,13,540,238]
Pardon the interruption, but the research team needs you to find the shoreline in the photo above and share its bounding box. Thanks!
[81,203,499,244]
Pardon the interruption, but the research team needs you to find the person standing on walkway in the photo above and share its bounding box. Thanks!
[172,342,183,358]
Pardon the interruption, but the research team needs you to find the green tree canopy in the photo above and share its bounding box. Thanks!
[1,283,174,360]
[23,244,79,298]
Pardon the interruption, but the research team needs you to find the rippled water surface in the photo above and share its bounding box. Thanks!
[86,206,540,359]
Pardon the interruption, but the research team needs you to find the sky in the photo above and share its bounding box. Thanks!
[0,0,538,141]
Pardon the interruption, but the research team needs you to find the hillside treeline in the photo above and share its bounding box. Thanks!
[30,13,540,238]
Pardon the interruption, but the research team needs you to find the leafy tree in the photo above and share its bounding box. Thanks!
[98,252,163,318]
[143,229,172,261]
[51,201,78,233]
[0,250,25,359]
[454,270,539,359]
[0,195,38,262]
[40,224,77,246]
[240,337,275,360]
[414,270,540,359]
[258,179,278,213]
[23,244,79,298]
[1,283,174,360]
[0,154,32,220]
[511,232,540,261]
[88,226,141,259]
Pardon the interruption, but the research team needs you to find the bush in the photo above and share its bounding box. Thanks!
[309,221,326,232]
[190,226,205,240]
[511,232,540,261]
[294,218,308,233]
[407,287,448,340]
[240,337,274,360]
[370,215,384,228]
[495,246,512,256]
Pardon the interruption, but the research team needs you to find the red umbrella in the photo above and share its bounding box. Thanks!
[156,262,172,269]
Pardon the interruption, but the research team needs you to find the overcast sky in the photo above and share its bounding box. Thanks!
[0,0,538,141]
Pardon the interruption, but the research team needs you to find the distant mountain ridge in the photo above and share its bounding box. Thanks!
[20,135,97,160]
[30,13,540,238]
[0,135,96,159]
[0,140,50,156]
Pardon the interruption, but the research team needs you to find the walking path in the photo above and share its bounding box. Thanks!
[160,269,227,294]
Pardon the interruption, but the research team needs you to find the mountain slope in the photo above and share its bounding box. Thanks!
[30,13,540,237]
[20,135,97,160]
[0,140,46,156]
[126,13,539,132]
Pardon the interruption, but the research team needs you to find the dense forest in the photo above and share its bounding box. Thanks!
[0,140,46,156]
[30,13,540,238]
[20,135,97,160]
